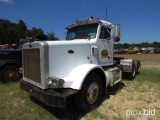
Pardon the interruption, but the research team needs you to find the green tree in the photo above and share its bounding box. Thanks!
[17,20,27,39]
[153,41,160,49]
[0,19,11,44]
[25,30,32,37]
[31,27,44,39]
[0,19,59,44]
[36,34,47,40]
[47,31,59,40]
[25,27,45,40]
[141,42,150,48]
[6,27,19,44]
[124,43,129,49]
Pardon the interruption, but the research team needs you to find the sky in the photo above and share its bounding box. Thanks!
[0,0,160,44]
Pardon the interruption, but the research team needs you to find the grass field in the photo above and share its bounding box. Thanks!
[0,54,160,120]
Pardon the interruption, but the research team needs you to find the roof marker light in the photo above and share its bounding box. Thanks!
[80,20,83,23]
[95,18,99,21]
[85,18,89,22]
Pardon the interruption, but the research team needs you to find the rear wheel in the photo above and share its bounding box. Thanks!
[127,63,136,80]
[75,74,103,112]
[136,60,141,74]
[1,66,20,82]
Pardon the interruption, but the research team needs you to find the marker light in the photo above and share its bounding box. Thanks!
[85,18,89,22]
[95,18,99,21]
[75,16,99,24]
[80,20,83,23]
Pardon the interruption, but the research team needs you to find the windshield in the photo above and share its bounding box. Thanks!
[66,23,98,40]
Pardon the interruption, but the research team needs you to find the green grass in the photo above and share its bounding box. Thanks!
[0,68,160,120]
[138,68,160,83]
[0,82,57,120]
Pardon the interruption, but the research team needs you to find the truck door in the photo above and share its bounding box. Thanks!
[98,25,113,66]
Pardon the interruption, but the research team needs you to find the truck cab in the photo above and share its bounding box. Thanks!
[20,17,140,112]
[66,19,120,65]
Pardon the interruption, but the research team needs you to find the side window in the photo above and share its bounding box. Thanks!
[100,26,111,39]
[67,31,76,40]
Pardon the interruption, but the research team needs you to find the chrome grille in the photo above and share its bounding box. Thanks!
[23,48,41,83]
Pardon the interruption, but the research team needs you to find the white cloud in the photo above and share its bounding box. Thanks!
[0,0,14,4]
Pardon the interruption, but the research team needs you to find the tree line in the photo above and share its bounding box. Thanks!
[0,19,59,45]
[1,18,159,48]
[115,42,160,49]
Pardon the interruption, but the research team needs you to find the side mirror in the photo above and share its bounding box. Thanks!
[114,24,120,42]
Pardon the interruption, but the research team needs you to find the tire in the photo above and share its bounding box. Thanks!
[136,60,141,74]
[1,66,20,82]
[127,63,136,80]
[75,74,103,112]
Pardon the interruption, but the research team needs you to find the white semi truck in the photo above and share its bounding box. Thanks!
[20,17,140,112]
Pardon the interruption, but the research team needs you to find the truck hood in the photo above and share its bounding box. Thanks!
[45,40,92,78]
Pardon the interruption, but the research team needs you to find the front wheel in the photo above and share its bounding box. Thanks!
[75,74,103,112]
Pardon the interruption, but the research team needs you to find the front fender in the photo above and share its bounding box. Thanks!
[0,60,21,71]
[63,64,105,90]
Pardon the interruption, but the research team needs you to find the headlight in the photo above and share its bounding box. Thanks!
[47,76,65,88]
[59,79,65,86]
[48,79,53,86]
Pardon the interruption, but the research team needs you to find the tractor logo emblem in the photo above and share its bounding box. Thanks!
[101,50,108,58]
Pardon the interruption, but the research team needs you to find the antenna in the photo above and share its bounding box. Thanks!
[106,4,108,20]
[106,0,108,21]
[82,1,86,19]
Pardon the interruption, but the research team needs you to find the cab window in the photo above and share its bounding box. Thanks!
[100,26,111,39]
[66,23,98,40]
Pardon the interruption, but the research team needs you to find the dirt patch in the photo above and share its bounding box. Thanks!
[94,77,160,120]
[141,61,160,69]
[115,54,160,69]
[115,54,160,61]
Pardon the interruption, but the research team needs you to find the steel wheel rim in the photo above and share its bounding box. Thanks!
[87,82,99,104]
[4,70,19,81]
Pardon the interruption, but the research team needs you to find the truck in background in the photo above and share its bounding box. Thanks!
[20,17,140,112]
[0,49,22,82]
[0,37,49,82]
[0,39,33,82]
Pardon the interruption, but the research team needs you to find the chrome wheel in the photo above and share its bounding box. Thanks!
[75,74,102,112]
[87,82,99,104]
